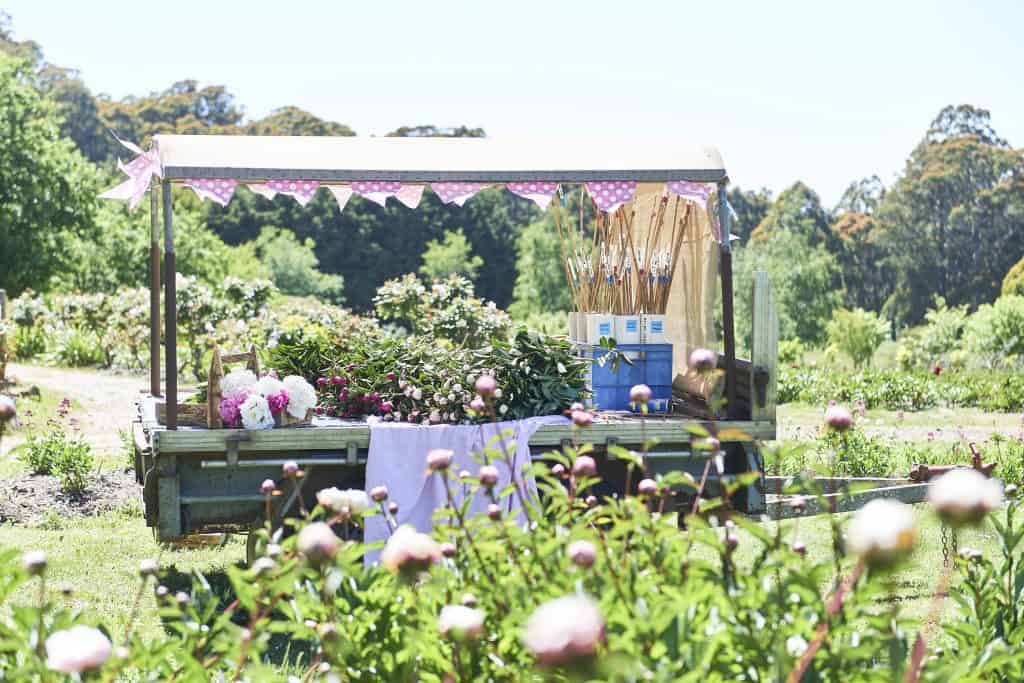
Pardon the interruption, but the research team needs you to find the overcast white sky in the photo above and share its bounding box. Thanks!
[5,0,1022,205]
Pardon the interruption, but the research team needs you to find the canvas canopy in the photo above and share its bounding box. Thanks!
[153,134,726,182]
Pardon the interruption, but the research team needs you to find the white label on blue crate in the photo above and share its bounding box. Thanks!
[626,319,638,332]
[599,322,612,336]
[651,320,664,333]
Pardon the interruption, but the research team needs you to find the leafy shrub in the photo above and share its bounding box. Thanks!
[778,366,1024,412]
[826,307,889,367]
[778,338,806,366]
[49,328,105,367]
[252,227,345,303]
[419,228,483,282]
[964,295,1024,367]
[19,401,94,494]
[896,297,969,370]
[374,273,510,346]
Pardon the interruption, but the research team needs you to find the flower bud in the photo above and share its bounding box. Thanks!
[688,348,716,374]
[570,402,585,412]
[297,522,340,565]
[44,626,112,674]
[440,542,457,558]
[259,479,276,494]
[474,375,497,398]
[282,461,299,477]
[487,503,502,521]
[567,540,597,568]
[461,593,478,607]
[478,465,500,489]
[438,605,485,641]
[426,448,454,472]
[251,557,276,577]
[571,410,593,427]
[629,384,652,404]
[847,498,917,567]
[791,541,807,557]
[958,547,983,562]
[138,558,159,577]
[381,525,442,575]
[469,396,486,412]
[370,485,389,502]
[824,404,853,432]
[551,463,567,479]
[928,468,1004,527]
[155,585,169,599]
[23,550,46,576]
[637,478,658,496]
[175,591,191,607]
[572,455,597,478]
[585,495,598,507]
[789,495,807,513]
[523,595,605,668]
[388,501,400,515]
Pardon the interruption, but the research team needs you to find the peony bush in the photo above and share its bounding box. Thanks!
[2,387,1023,680]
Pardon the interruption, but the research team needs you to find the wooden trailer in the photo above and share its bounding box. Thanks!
[121,135,780,555]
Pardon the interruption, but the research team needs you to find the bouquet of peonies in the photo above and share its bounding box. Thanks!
[217,369,317,430]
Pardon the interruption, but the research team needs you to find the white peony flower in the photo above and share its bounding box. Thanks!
[786,635,808,657]
[438,605,485,640]
[316,487,372,517]
[282,375,317,419]
[46,626,112,674]
[412,388,423,401]
[221,369,257,396]
[381,525,442,573]
[239,394,275,430]
[256,375,285,398]
[928,468,1004,526]
[522,594,604,667]
[846,498,917,566]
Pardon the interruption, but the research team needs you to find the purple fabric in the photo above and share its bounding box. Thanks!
[585,181,637,212]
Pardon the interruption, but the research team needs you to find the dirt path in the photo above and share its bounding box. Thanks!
[2,363,146,458]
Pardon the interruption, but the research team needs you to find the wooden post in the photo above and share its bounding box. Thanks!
[717,181,739,419]
[0,289,7,319]
[162,181,177,430]
[750,271,779,422]
[149,186,161,397]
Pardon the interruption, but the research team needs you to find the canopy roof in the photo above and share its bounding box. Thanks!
[154,134,727,183]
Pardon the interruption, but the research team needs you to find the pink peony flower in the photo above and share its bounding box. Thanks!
[438,605,485,641]
[571,410,593,427]
[266,390,290,416]
[469,395,486,412]
[259,479,276,494]
[45,626,112,674]
[218,388,253,428]
[637,478,658,496]
[522,595,605,668]
[282,461,299,477]
[370,485,389,502]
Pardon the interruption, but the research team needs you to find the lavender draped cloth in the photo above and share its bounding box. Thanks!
[363,415,568,564]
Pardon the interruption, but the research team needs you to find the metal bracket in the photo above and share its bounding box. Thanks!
[346,442,359,465]
[606,437,619,448]
[753,366,770,407]
[224,432,251,468]
[560,438,573,450]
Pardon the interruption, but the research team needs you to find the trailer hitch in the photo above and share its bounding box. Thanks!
[908,442,996,482]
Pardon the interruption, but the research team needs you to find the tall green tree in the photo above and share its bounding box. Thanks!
[727,187,772,243]
[830,176,892,312]
[419,229,484,281]
[509,215,571,317]
[750,182,833,248]
[875,105,1024,324]
[0,55,98,294]
[246,106,356,137]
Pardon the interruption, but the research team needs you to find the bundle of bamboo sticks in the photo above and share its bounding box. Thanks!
[553,188,696,316]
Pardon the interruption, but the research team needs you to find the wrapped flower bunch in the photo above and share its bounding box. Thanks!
[218,369,317,429]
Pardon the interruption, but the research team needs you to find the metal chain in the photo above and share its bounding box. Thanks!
[941,523,950,568]
[952,527,959,561]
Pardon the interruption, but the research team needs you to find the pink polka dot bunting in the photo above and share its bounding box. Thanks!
[506,182,558,209]
[666,180,713,205]
[267,179,320,206]
[431,182,490,207]
[585,181,637,212]
[394,184,425,209]
[352,180,402,207]
[184,178,237,206]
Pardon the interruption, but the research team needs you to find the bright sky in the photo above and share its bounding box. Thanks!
[5,0,1022,205]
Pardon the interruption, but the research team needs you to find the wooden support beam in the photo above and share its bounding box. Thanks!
[149,186,161,397]
[765,482,929,520]
[718,181,738,419]
[750,271,778,422]
[162,181,177,430]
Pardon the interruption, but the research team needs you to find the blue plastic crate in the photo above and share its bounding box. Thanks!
[582,343,673,412]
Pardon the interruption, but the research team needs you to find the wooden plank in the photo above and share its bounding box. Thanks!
[152,416,777,455]
[750,271,778,423]
[764,476,913,495]
[765,483,929,520]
